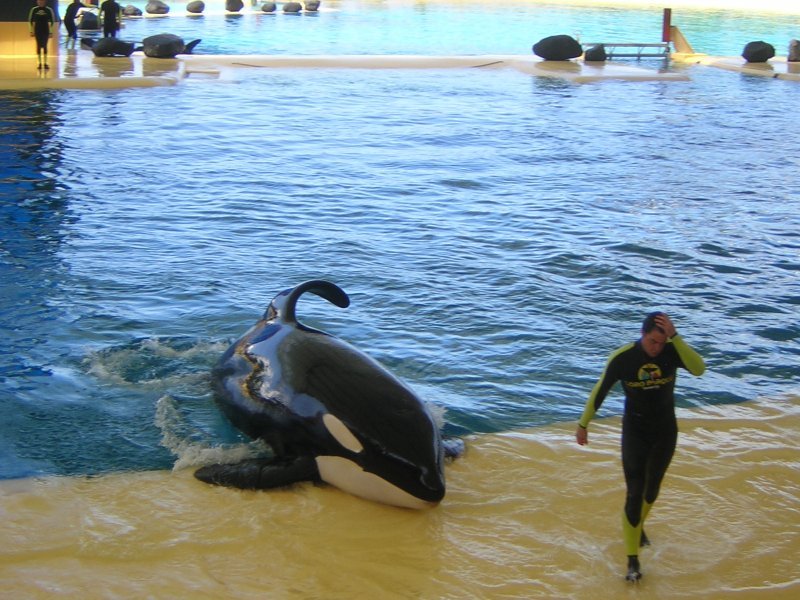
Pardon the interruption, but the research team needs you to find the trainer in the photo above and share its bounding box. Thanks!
[575,312,705,582]
[29,0,55,70]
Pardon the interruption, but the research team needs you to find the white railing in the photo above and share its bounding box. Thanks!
[582,42,671,59]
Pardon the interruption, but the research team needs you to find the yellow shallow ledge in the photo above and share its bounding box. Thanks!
[0,53,183,90]
[1,396,798,598]
[0,52,691,90]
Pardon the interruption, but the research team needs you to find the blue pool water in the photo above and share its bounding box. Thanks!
[74,0,799,57]
[1,2,799,480]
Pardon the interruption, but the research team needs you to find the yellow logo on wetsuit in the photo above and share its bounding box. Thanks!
[626,363,674,389]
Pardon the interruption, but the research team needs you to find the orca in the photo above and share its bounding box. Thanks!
[140,34,201,59]
[195,280,458,509]
[89,37,135,57]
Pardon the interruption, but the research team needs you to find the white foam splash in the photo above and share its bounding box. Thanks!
[427,402,447,430]
[84,337,227,388]
[154,395,269,472]
[139,337,229,359]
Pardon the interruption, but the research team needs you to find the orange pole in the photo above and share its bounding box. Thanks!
[662,8,672,43]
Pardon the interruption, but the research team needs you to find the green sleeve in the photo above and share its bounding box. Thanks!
[578,344,628,428]
[672,334,705,376]
[578,378,605,428]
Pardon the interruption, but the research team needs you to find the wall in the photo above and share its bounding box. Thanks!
[0,1,60,58]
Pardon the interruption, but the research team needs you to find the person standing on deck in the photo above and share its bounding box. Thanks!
[63,0,90,48]
[575,312,705,582]
[98,0,121,38]
[29,0,56,70]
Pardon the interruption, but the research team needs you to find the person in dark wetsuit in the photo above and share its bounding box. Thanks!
[63,0,89,48]
[575,312,705,583]
[29,0,56,70]
[99,0,121,38]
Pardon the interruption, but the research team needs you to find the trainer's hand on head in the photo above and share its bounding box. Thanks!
[655,313,677,338]
[575,424,588,446]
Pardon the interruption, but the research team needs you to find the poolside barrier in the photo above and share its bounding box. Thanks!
[579,8,674,60]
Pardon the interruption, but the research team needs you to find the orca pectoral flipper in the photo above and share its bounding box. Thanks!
[194,456,320,490]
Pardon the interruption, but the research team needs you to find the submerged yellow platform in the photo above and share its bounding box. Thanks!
[0,51,691,90]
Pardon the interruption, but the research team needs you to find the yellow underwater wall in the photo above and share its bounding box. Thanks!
[1,396,798,598]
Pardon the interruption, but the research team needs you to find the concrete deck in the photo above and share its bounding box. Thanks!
[4,49,797,91]
[673,53,800,81]
[0,51,692,90]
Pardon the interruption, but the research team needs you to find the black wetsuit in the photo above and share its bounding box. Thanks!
[63,1,84,40]
[579,334,705,557]
[28,4,55,54]
[99,0,121,38]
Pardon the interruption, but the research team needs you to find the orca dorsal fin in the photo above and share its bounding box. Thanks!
[267,280,350,324]
[184,39,202,54]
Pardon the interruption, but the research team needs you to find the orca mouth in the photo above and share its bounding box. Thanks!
[416,483,445,504]
[361,452,445,504]
[410,463,446,502]
[315,455,444,509]
[374,472,445,503]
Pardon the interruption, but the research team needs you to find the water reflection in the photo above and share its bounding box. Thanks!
[61,50,80,78]
[92,57,136,78]
[0,91,75,476]
[142,58,181,78]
